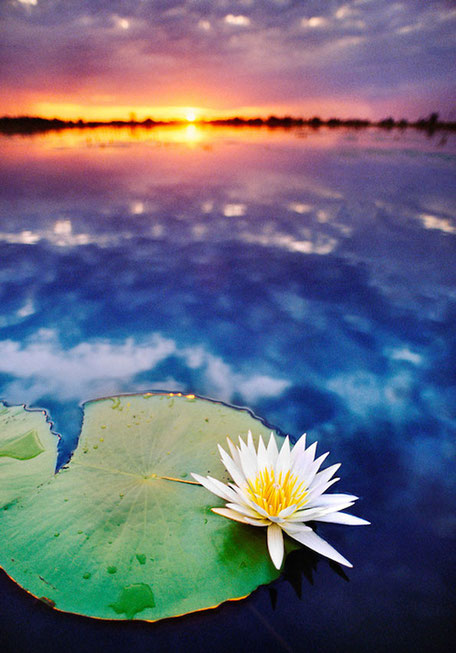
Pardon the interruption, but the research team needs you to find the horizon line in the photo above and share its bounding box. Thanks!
[1,111,454,133]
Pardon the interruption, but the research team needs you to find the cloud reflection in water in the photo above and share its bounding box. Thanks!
[0,126,455,652]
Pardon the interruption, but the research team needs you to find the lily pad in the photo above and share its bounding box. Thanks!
[0,402,58,508]
[0,393,293,621]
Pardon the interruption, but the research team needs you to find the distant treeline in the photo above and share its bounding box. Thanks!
[0,113,454,135]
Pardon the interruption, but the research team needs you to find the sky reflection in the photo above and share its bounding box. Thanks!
[0,127,455,652]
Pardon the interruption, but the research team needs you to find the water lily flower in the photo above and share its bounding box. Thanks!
[192,431,369,569]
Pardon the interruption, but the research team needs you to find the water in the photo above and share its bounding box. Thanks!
[0,124,455,652]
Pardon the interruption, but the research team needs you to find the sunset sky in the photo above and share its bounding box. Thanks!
[1,0,455,122]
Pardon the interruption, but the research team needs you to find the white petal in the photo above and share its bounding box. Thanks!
[225,502,263,519]
[315,493,358,506]
[304,451,330,486]
[229,483,252,503]
[282,525,353,567]
[293,441,317,479]
[218,444,246,487]
[238,437,259,480]
[231,487,272,519]
[275,436,291,476]
[310,498,356,514]
[257,435,269,471]
[279,521,311,534]
[247,430,255,454]
[228,484,271,519]
[290,433,307,467]
[211,507,250,524]
[307,477,340,501]
[244,517,270,527]
[267,432,279,466]
[249,501,272,519]
[284,507,338,522]
[226,437,242,469]
[316,512,370,526]
[309,463,341,495]
[267,523,284,569]
[191,473,238,502]
[278,504,298,518]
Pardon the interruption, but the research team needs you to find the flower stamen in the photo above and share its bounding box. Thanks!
[246,467,308,517]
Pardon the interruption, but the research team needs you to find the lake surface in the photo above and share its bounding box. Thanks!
[0,125,455,652]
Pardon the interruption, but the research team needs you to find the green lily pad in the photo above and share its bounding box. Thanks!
[0,402,58,508]
[0,393,293,621]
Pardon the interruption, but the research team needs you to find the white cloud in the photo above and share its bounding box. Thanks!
[130,201,145,215]
[334,36,366,48]
[418,213,456,235]
[224,15,251,27]
[0,230,40,245]
[335,5,356,20]
[16,299,35,319]
[112,16,130,30]
[327,367,421,419]
[198,19,211,31]
[327,372,384,416]
[223,203,246,217]
[301,16,328,29]
[388,347,423,366]
[192,224,208,239]
[0,333,290,407]
[316,209,330,223]
[288,202,312,214]
[0,298,36,329]
[0,334,176,400]
[240,230,338,255]
[201,200,214,213]
[396,24,422,35]
[237,375,291,403]
[0,220,122,248]
[204,356,234,400]
[203,354,290,403]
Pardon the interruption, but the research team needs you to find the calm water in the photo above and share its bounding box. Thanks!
[0,125,455,652]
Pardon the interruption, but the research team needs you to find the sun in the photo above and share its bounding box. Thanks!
[184,108,197,122]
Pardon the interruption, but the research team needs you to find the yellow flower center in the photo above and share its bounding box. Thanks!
[246,467,308,517]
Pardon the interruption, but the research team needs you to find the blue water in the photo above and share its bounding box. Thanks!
[0,125,455,652]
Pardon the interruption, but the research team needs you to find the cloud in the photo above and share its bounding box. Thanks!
[0,331,291,407]
[239,229,339,255]
[0,0,454,119]
[112,15,130,31]
[301,17,329,29]
[0,219,120,248]
[223,203,246,217]
[418,213,456,235]
[224,15,251,27]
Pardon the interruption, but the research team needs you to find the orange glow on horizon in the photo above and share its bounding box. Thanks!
[7,96,375,124]
[27,102,213,123]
